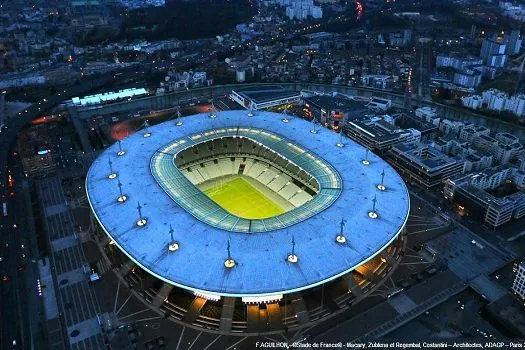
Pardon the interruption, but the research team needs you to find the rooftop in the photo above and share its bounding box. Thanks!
[86,111,410,297]
[392,143,462,171]
[233,86,300,104]
[347,116,415,142]
[305,95,368,113]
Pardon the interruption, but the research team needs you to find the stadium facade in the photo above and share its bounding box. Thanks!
[86,110,410,334]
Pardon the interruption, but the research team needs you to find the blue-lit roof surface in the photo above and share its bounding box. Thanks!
[86,111,410,297]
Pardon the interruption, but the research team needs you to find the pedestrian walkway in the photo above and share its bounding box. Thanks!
[39,177,105,349]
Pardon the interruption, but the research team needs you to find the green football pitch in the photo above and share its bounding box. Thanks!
[204,177,284,219]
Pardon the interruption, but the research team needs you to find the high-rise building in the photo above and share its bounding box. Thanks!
[480,39,507,64]
[453,70,482,88]
[487,54,507,68]
[70,0,108,27]
[285,0,322,20]
[504,30,522,55]
[436,53,483,71]
[461,95,483,110]
[414,37,433,104]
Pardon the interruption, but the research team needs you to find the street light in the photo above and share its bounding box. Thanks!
[287,236,298,263]
[224,239,235,268]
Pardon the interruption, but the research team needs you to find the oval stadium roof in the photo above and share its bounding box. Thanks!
[86,111,410,297]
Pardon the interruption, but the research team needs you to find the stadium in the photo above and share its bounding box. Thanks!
[86,110,410,334]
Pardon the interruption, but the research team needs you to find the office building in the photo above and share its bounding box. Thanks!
[344,115,421,152]
[445,166,525,228]
[480,39,506,64]
[459,125,490,143]
[504,30,522,55]
[388,142,464,188]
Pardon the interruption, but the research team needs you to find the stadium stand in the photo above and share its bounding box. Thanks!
[180,154,314,208]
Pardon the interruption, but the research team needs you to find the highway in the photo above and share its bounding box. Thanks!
[0,73,117,350]
[0,163,26,349]
[0,158,45,350]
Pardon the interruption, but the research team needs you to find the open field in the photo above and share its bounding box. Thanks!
[204,177,284,219]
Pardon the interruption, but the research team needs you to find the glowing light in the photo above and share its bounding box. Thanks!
[287,254,298,263]
[194,291,221,301]
[117,150,126,156]
[242,295,283,304]
[36,279,42,296]
[143,132,152,138]
[377,184,386,191]
[362,159,370,165]
[108,173,117,179]
[336,235,346,244]
[224,258,236,268]
[368,211,378,219]
[168,242,180,252]
[137,218,147,227]
[117,195,127,203]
